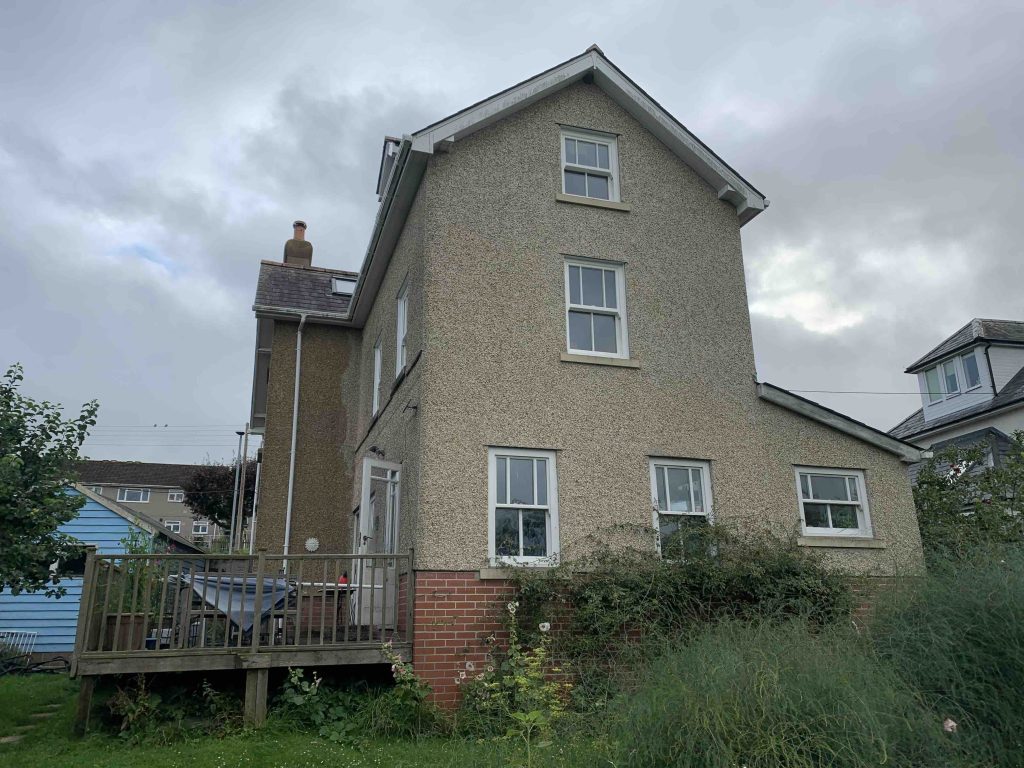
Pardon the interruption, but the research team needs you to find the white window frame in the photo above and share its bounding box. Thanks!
[395,279,409,377]
[90,486,104,495]
[164,520,181,534]
[924,366,942,403]
[942,360,961,398]
[563,257,629,359]
[560,127,620,202]
[371,335,382,416]
[794,467,873,537]
[649,458,713,555]
[167,490,184,503]
[117,487,150,503]
[960,351,982,391]
[192,520,209,536]
[487,447,560,566]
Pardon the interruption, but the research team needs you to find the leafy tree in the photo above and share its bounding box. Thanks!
[0,363,98,595]
[182,461,256,530]
[914,431,1024,564]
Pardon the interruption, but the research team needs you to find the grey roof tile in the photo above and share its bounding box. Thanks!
[254,261,357,317]
[78,460,204,487]
[906,318,1024,372]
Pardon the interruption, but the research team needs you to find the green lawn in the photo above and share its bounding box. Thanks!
[0,674,602,768]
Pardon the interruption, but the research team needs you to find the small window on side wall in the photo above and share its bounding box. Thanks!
[796,467,872,537]
[649,459,712,558]
[488,448,559,565]
[561,128,619,202]
[564,258,628,358]
[395,280,409,377]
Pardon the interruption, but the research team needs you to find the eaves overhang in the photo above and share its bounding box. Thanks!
[757,382,926,464]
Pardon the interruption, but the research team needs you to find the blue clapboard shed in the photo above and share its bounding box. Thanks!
[0,486,201,654]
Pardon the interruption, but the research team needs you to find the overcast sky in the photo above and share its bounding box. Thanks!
[2,1,1021,465]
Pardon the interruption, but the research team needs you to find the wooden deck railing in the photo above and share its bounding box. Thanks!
[75,550,414,657]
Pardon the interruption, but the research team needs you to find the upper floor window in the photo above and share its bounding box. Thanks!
[488,448,559,564]
[164,520,181,534]
[922,350,984,404]
[795,467,872,537]
[395,279,409,377]
[371,336,382,416]
[117,488,150,503]
[561,128,619,202]
[167,490,184,503]
[564,258,628,358]
[649,459,712,558]
[90,486,103,495]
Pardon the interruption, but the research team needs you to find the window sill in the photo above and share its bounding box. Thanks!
[560,352,640,369]
[555,193,631,212]
[479,564,560,580]
[797,536,886,549]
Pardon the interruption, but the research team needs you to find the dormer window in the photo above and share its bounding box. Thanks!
[921,349,985,405]
[561,128,619,202]
[332,277,358,296]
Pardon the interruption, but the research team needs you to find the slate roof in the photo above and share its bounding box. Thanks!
[254,260,358,317]
[890,366,1024,440]
[77,460,202,488]
[906,318,1024,372]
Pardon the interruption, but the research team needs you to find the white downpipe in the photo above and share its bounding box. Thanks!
[283,314,307,558]
[248,457,262,555]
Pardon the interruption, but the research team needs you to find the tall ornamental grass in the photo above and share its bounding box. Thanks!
[613,620,953,768]
[871,548,1024,765]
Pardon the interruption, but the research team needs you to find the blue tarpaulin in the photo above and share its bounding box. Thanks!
[186,575,293,632]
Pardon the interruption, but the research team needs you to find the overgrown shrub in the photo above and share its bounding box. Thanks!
[272,648,445,742]
[613,620,954,768]
[871,549,1024,764]
[914,432,1024,564]
[507,526,852,708]
[106,674,242,743]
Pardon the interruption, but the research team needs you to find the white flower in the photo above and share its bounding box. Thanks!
[455,676,463,685]
[507,601,518,614]
[539,622,551,633]
[487,665,494,673]
[465,661,476,671]
[943,718,958,733]
[459,670,467,679]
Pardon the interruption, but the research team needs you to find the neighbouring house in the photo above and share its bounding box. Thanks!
[0,486,200,660]
[245,46,927,705]
[889,319,1024,475]
[77,460,224,546]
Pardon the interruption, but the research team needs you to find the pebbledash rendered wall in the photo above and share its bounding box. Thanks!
[400,81,926,700]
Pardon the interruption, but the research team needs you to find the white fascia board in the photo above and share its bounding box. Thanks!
[757,383,924,463]
[411,50,766,225]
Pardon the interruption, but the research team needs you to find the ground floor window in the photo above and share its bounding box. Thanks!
[488,447,559,564]
[649,458,712,558]
[192,520,209,536]
[164,520,181,534]
[795,467,872,537]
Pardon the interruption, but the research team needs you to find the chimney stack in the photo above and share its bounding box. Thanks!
[283,220,313,266]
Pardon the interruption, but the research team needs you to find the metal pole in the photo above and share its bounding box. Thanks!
[228,430,244,553]
[234,423,250,551]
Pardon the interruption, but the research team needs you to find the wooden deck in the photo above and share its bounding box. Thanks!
[70,549,414,729]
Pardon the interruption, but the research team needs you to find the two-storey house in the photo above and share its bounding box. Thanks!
[890,319,1024,469]
[248,46,926,704]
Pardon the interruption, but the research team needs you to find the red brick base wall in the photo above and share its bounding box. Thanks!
[412,571,515,707]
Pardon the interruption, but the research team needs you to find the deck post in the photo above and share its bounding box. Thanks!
[71,546,98,677]
[73,675,96,736]
[243,668,269,727]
